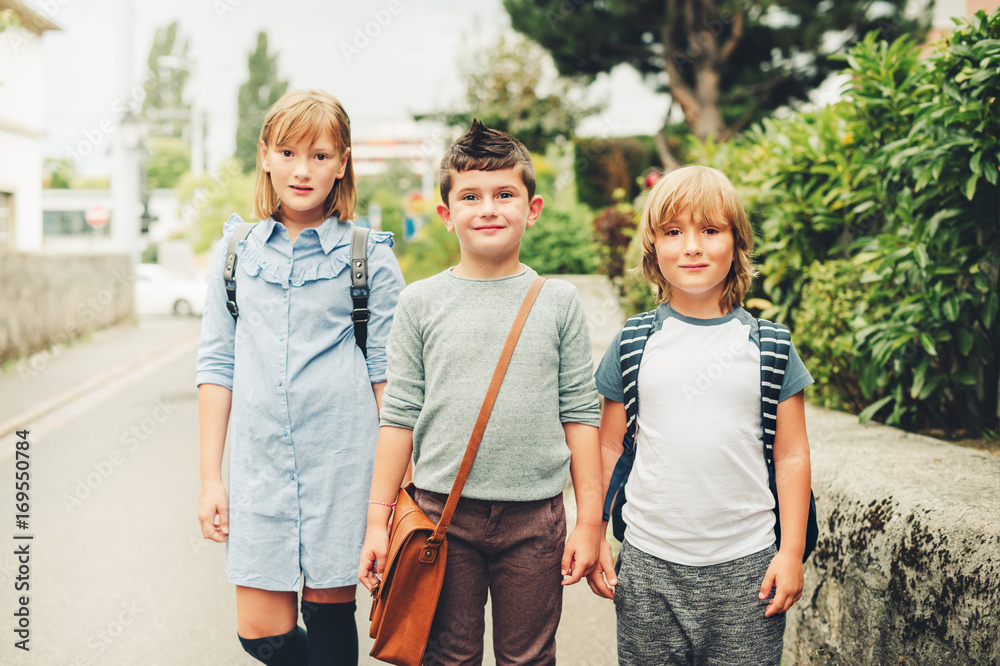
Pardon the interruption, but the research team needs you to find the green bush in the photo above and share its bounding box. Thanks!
[793,260,884,412]
[521,203,600,275]
[176,159,256,253]
[574,136,659,209]
[676,9,1000,436]
[619,232,657,317]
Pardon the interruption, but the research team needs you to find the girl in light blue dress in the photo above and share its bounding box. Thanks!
[196,89,405,665]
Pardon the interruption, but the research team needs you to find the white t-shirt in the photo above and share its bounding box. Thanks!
[594,305,814,566]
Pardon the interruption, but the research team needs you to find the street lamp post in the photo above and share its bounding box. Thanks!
[110,108,144,265]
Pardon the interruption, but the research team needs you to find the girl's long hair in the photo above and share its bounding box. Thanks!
[253,89,356,222]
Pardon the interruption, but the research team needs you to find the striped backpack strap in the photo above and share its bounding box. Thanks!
[758,317,820,561]
[602,310,656,539]
[757,318,791,482]
[620,310,656,452]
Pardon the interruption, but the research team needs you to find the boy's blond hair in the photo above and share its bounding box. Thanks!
[639,165,757,311]
[253,89,356,222]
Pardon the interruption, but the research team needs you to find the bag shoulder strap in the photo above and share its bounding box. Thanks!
[600,309,655,525]
[619,310,656,452]
[224,222,258,322]
[350,226,371,357]
[757,318,791,479]
[429,276,546,544]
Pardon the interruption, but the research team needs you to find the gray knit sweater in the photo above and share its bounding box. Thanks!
[379,267,601,501]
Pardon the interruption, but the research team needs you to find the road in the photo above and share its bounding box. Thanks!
[0,275,622,665]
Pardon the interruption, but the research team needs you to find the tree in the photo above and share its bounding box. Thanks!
[145,137,191,189]
[416,32,601,153]
[142,21,191,139]
[234,32,288,173]
[43,158,74,189]
[504,0,929,167]
[0,9,22,33]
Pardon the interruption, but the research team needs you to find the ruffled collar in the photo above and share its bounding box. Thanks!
[256,216,352,255]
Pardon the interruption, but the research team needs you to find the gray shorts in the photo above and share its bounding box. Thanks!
[614,539,785,666]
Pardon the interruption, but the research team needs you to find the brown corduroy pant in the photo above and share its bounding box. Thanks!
[413,487,567,666]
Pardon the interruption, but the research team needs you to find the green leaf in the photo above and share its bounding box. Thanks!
[859,395,893,424]
[953,371,977,386]
[971,151,983,176]
[917,375,943,401]
[965,174,978,200]
[920,333,937,356]
[984,293,999,326]
[959,329,974,356]
[910,358,929,399]
[942,297,959,322]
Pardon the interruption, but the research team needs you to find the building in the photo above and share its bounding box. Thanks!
[926,0,999,46]
[0,0,59,252]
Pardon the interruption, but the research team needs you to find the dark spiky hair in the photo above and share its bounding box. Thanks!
[438,119,536,204]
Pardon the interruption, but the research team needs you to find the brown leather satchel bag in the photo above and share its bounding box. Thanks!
[368,276,546,666]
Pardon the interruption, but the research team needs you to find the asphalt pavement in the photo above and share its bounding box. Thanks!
[0,275,624,666]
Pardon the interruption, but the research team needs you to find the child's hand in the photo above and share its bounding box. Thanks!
[585,538,617,599]
[358,528,389,593]
[197,479,229,542]
[759,549,804,617]
[561,524,600,586]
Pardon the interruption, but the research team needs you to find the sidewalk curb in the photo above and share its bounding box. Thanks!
[0,326,201,440]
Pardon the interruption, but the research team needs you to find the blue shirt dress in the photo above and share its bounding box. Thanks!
[196,213,405,591]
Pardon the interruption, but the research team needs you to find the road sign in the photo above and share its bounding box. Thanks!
[85,204,110,228]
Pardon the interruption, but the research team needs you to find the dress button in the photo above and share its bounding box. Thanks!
[283,430,288,437]
[278,380,283,387]
[290,474,296,481]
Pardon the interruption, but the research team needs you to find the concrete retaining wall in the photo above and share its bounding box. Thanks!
[0,251,133,366]
[785,405,999,665]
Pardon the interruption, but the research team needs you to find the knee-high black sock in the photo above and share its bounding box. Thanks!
[301,599,358,666]
[239,626,308,665]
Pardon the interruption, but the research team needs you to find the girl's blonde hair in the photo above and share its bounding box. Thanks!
[253,89,356,222]
[639,165,757,311]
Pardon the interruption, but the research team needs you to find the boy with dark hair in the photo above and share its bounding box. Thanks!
[359,119,604,665]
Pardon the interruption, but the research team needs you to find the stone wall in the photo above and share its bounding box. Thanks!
[785,405,999,665]
[0,251,133,366]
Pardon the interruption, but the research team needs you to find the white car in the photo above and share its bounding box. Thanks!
[133,263,207,317]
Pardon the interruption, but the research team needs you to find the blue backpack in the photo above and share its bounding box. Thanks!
[602,311,819,562]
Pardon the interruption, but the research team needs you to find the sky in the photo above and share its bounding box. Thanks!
[35,0,671,175]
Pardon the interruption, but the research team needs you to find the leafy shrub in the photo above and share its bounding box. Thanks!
[672,9,1000,435]
[574,136,659,209]
[521,203,600,275]
[619,232,657,316]
[592,201,637,279]
[793,260,884,412]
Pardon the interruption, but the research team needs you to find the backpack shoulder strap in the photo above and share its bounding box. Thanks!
[224,222,257,322]
[619,310,656,452]
[757,318,791,478]
[602,309,656,528]
[350,225,371,358]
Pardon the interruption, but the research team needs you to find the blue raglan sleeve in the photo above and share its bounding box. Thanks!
[594,326,626,403]
[195,215,242,389]
[779,338,814,402]
[362,231,406,383]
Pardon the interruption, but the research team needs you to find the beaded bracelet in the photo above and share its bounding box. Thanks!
[368,500,396,508]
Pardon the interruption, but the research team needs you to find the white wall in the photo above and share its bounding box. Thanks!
[0,29,46,251]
